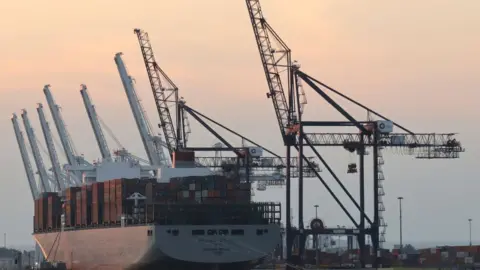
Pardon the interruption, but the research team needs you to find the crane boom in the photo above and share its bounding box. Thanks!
[80,84,112,161]
[21,109,51,193]
[246,0,292,142]
[134,28,179,155]
[37,103,64,191]
[114,52,170,167]
[12,113,40,199]
[43,85,78,166]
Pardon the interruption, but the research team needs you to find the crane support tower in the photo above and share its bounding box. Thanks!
[245,0,465,268]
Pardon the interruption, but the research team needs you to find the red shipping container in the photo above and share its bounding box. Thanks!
[48,194,61,230]
[75,191,82,226]
[109,180,116,223]
[103,181,110,223]
[81,185,92,226]
[116,179,123,220]
[38,197,47,231]
[92,183,104,225]
[65,203,73,227]
[47,196,53,229]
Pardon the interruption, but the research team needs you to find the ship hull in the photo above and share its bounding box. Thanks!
[34,224,280,270]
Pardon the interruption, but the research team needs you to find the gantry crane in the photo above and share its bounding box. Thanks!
[43,85,87,185]
[37,103,65,191]
[134,29,181,153]
[245,0,464,268]
[114,52,171,168]
[133,29,316,186]
[12,114,40,199]
[20,110,53,193]
[80,84,113,162]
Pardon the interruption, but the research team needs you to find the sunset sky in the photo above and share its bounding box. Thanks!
[1,0,479,249]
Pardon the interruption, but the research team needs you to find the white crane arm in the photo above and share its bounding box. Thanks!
[37,103,65,191]
[114,52,169,167]
[80,84,112,161]
[43,85,78,166]
[21,109,52,193]
[12,113,40,200]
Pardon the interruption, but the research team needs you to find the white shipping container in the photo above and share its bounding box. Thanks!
[189,183,195,191]
[195,191,201,198]
[182,191,189,198]
[202,190,208,197]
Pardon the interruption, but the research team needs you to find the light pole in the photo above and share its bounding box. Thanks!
[397,197,404,254]
[314,205,319,218]
[469,218,472,246]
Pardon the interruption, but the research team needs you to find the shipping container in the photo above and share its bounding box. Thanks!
[38,197,47,231]
[109,179,116,223]
[103,181,110,224]
[47,194,61,230]
[75,190,82,226]
[92,182,104,225]
[81,185,92,226]
[34,199,39,231]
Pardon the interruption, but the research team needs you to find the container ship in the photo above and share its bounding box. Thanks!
[33,165,282,270]
[12,28,284,270]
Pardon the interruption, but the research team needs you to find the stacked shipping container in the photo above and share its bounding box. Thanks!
[33,192,61,232]
[65,187,80,227]
[170,175,251,203]
[103,180,110,224]
[47,194,61,230]
[81,185,92,226]
[34,175,254,231]
[92,182,104,225]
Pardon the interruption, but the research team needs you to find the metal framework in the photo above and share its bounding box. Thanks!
[245,0,464,268]
[177,103,320,183]
[134,29,181,154]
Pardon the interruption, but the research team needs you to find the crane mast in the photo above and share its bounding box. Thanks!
[37,103,65,191]
[80,84,112,161]
[12,114,40,199]
[245,0,293,143]
[21,109,52,193]
[114,52,170,167]
[134,29,179,154]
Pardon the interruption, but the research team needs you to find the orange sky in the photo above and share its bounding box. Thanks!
[0,0,479,248]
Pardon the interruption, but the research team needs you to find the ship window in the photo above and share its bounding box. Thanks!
[231,229,244,236]
[264,229,268,233]
[207,229,217,236]
[256,229,263,235]
[147,230,153,236]
[172,229,179,236]
[192,229,205,236]
[219,229,229,236]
